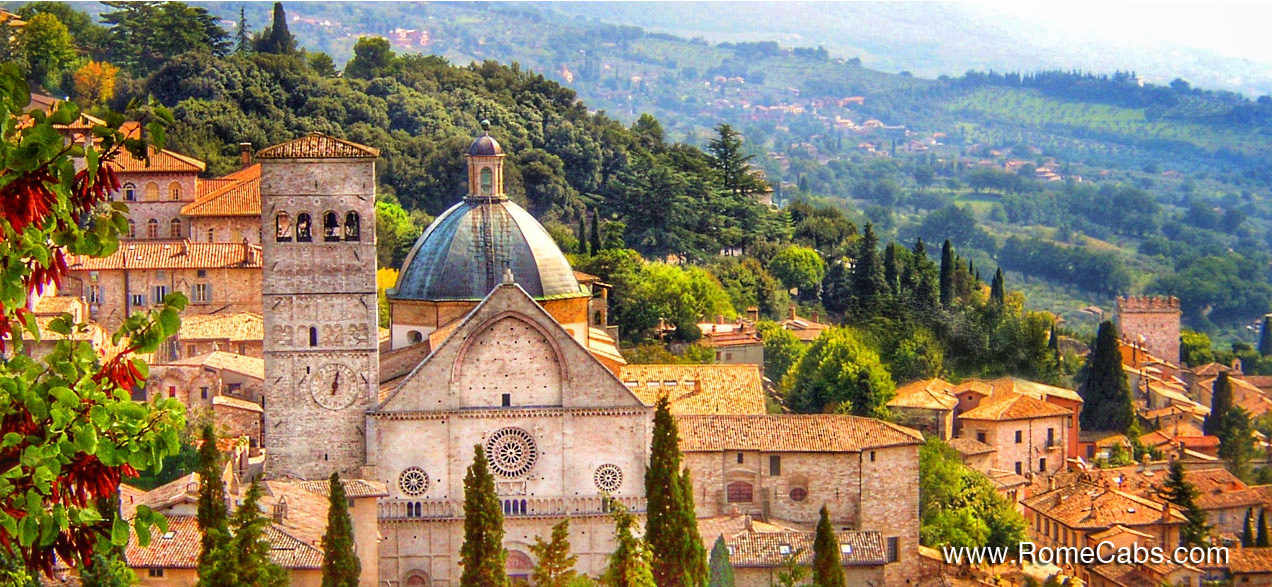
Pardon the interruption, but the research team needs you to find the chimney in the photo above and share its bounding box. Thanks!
[789,306,797,321]
[180,238,189,255]
[242,238,252,264]
[239,142,253,169]
[1160,501,1172,522]
[1047,476,1056,491]
[812,311,820,323]
[747,306,759,323]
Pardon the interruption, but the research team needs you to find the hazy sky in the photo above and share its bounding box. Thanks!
[969,2,1272,64]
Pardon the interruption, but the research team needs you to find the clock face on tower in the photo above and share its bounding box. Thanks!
[309,362,360,410]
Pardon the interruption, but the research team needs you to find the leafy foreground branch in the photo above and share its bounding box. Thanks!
[0,63,185,577]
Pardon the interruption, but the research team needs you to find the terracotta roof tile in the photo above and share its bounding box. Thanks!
[620,364,766,415]
[725,530,886,567]
[181,164,261,217]
[212,394,263,413]
[124,515,324,570]
[171,314,263,343]
[296,478,389,499]
[888,378,958,410]
[1227,547,1272,575]
[676,414,923,453]
[948,437,996,456]
[110,143,205,173]
[256,132,378,159]
[69,241,261,271]
[1023,482,1185,530]
[959,391,1071,421]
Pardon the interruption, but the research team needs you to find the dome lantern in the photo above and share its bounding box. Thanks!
[466,121,505,201]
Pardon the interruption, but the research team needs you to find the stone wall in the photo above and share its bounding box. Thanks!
[190,216,264,245]
[74,265,261,331]
[1116,296,1182,366]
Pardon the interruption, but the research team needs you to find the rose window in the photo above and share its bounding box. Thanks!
[484,427,538,478]
[594,464,623,492]
[398,467,429,496]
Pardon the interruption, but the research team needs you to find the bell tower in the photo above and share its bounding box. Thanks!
[258,133,380,480]
[466,120,505,201]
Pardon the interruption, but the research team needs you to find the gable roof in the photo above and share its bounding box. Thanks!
[173,313,264,343]
[69,241,261,271]
[676,414,923,453]
[257,132,379,159]
[725,530,886,567]
[619,364,766,415]
[888,378,958,411]
[1023,481,1186,530]
[123,515,324,570]
[948,437,996,456]
[181,164,261,217]
[959,391,1072,421]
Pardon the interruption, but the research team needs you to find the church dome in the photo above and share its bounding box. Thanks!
[468,134,503,157]
[390,199,583,301]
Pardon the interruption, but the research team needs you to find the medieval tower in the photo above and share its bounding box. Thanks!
[259,133,381,479]
[1115,295,1182,366]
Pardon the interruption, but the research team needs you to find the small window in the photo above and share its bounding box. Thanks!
[501,393,511,407]
[168,182,181,201]
[1014,462,1022,475]
[778,544,791,555]
[886,537,899,563]
[144,182,159,201]
[323,211,340,242]
[480,167,493,195]
[87,285,102,304]
[206,228,215,242]
[976,431,986,443]
[148,568,164,578]
[296,213,312,242]
[789,487,807,502]
[1015,430,1023,444]
[1047,428,1055,445]
[186,344,196,357]
[167,386,175,398]
[123,183,136,201]
[870,450,876,462]
[344,211,360,241]
[130,294,146,307]
[309,327,318,347]
[769,455,781,476]
[275,213,292,242]
[193,283,209,303]
[147,218,159,238]
[197,269,207,278]
[408,330,423,344]
[736,452,744,464]
[127,219,135,238]
[1039,458,1047,472]
[726,481,753,503]
[170,218,183,238]
[153,285,169,303]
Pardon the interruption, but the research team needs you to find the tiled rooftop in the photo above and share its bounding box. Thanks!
[948,437,996,456]
[256,132,379,159]
[69,241,262,271]
[620,364,766,415]
[296,478,389,499]
[1023,481,1185,530]
[172,313,264,343]
[181,164,260,217]
[958,391,1071,421]
[725,530,886,567]
[676,414,923,453]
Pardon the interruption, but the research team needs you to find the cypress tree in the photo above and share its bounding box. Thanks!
[576,216,589,255]
[1160,461,1211,547]
[1205,372,1234,437]
[990,268,1005,304]
[1243,510,1254,546]
[1260,315,1272,356]
[321,472,361,587]
[882,242,899,296]
[645,395,707,587]
[265,3,296,54]
[589,210,603,254]
[820,258,852,316]
[903,238,939,314]
[1079,321,1135,433]
[939,239,954,309]
[461,445,507,586]
[1219,407,1256,481]
[1260,509,1270,547]
[529,519,577,587]
[603,502,655,587]
[811,505,844,587]
[223,479,288,587]
[196,425,232,586]
[707,536,735,587]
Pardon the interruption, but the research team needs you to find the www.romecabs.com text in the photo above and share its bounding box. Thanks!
[942,542,1229,566]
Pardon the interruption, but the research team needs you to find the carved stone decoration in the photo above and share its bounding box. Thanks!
[398,467,429,496]
[484,427,538,478]
[594,464,622,493]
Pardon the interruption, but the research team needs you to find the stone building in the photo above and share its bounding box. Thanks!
[1116,296,1182,367]
[958,391,1071,477]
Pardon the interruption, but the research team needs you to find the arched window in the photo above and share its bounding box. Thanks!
[323,211,340,242]
[404,572,430,586]
[144,182,159,201]
[296,213,312,242]
[479,167,493,196]
[127,219,136,238]
[122,183,136,201]
[146,219,159,238]
[275,213,291,242]
[168,182,181,201]
[407,330,423,344]
[726,481,753,503]
[344,212,360,241]
[308,327,318,347]
[169,218,183,238]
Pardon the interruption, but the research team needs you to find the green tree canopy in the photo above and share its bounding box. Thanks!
[320,473,361,587]
[784,327,895,417]
[919,438,1028,551]
[1159,461,1211,548]
[812,505,845,587]
[461,445,507,586]
[755,320,806,384]
[707,536,735,587]
[16,13,77,90]
[645,395,707,587]
[529,519,578,587]
[1079,321,1135,433]
[1205,371,1234,437]
[602,502,655,587]
[768,246,825,300]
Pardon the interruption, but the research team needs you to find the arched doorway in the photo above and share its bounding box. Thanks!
[506,550,533,585]
[403,570,430,586]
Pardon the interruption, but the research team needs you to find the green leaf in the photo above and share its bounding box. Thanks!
[157,307,180,336]
[133,516,151,547]
[110,516,129,547]
[19,516,38,547]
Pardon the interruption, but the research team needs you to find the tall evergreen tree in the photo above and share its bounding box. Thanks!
[256,2,295,54]
[1079,321,1135,433]
[707,536,735,587]
[461,445,507,586]
[321,472,361,587]
[589,210,603,255]
[707,124,765,200]
[811,506,844,587]
[529,519,577,587]
[820,258,852,316]
[234,6,251,53]
[1205,372,1234,437]
[196,425,232,586]
[645,395,707,587]
[939,239,954,309]
[1259,509,1269,547]
[849,223,888,318]
[1260,315,1272,356]
[221,479,288,587]
[901,238,939,314]
[1219,407,1256,481]
[1242,510,1254,546]
[576,215,589,255]
[1160,461,1211,547]
[603,502,655,587]
[882,242,899,296]
[990,268,1005,304]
